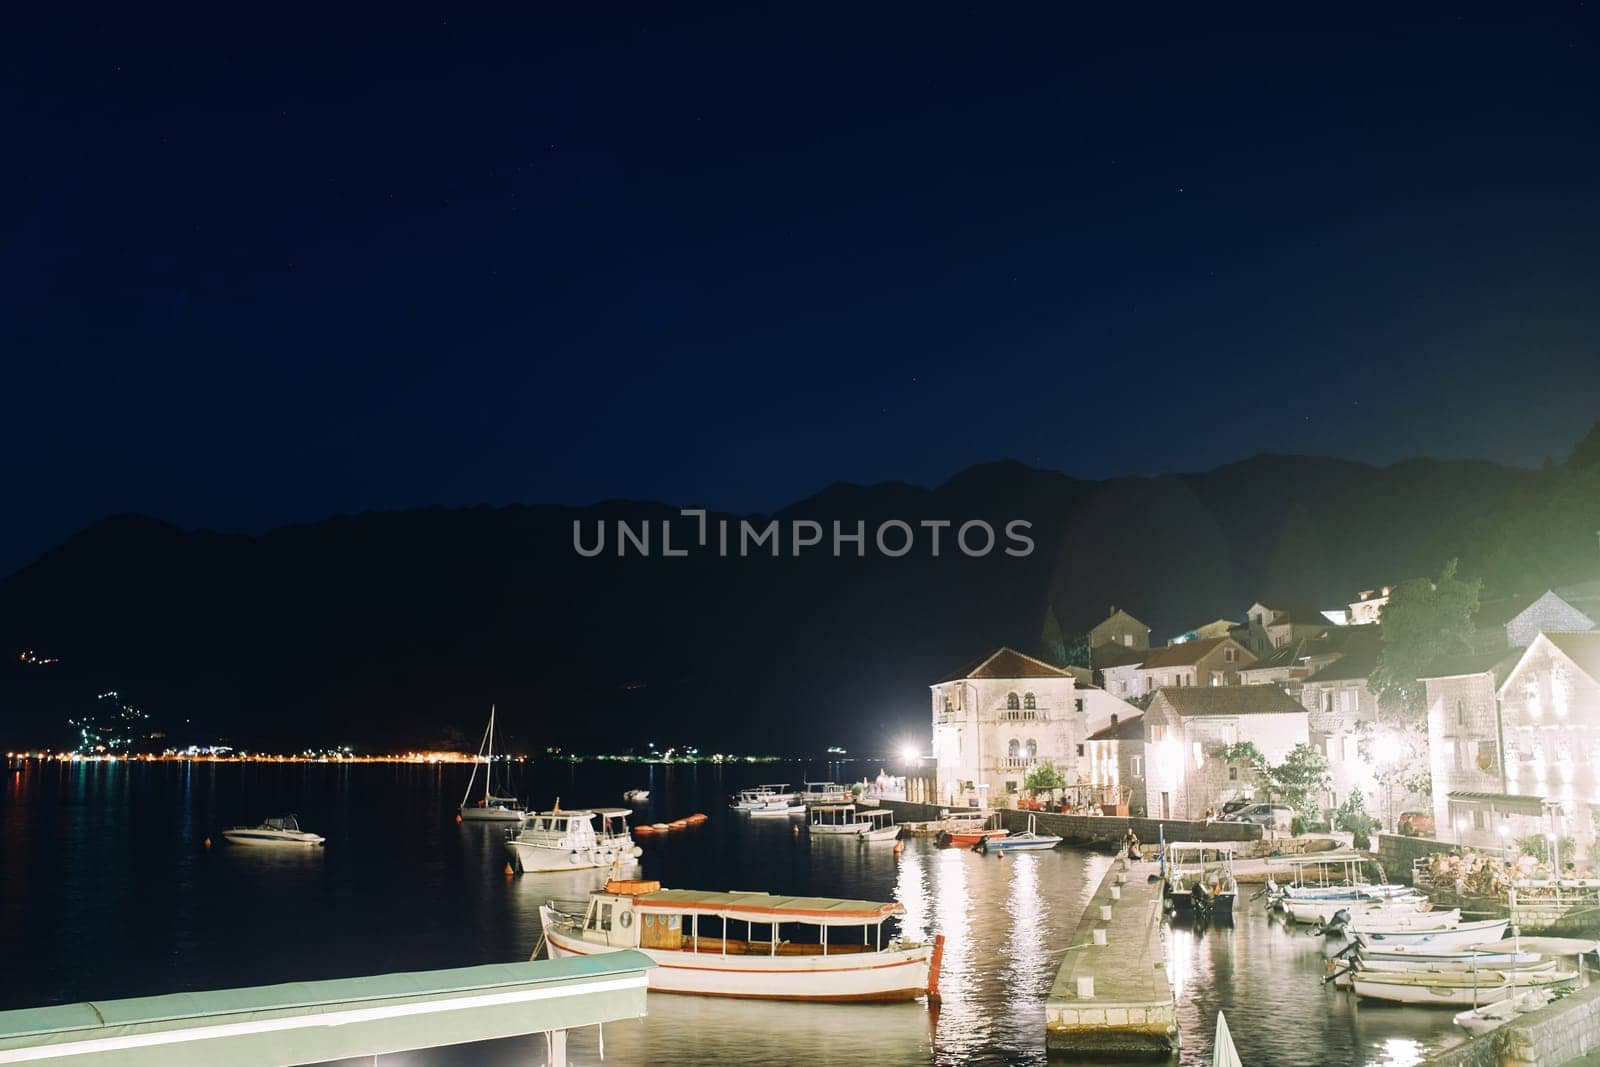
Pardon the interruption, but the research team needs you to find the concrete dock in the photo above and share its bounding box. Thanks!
[1045,857,1177,1060]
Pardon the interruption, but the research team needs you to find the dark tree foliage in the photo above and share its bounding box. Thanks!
[1371,560,1482,713]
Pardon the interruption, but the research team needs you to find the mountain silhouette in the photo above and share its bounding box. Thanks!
[4,428,1599,752]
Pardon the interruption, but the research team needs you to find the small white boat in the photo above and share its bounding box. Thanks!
[979,814,1061,853]
[1353,967,1577,1006]
[223,815,325,847]
[458,706,526,823]
[809,804,867,836]
[623,789,650,802]
[540,880,940,1002]
[730,786,786,811]
[1454,988,1556,1035]
[1355,918,1510,949]
[800,781,852,805]
[855,809,901,842]
[1287,895,1430,926]
[750,801,806,818]
[505,808,642,873]
[1213,1011,1242,1067]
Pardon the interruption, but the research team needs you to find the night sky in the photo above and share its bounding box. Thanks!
[7,6,1599,578]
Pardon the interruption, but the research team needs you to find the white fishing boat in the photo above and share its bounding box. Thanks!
[809,804,866,836]
[458,706,526,822]
[978,814,1061,853]
[1330,956,1555,989]
[223,815,325,847]
[1355,918,1511,948]
[1264,852,1388,906]
[1352,967,1577,1006]
[539,879,942,1002]
[1213,1011,1242,1067]
[1287,894,1430,926]
[730,786,786,811]
[1333,907,1461,933]
[623,789,650,802]
[505,808,642,873]
[750,801,806,818]
[855,809,900,842]
[1453,988,1556,1035]
[801,781,852,805]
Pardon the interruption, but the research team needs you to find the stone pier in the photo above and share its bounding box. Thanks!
[1045,857,1177,1060]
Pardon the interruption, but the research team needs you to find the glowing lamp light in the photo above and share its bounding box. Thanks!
[901,745,920,764]
[1498,823,1511,840]
[1373,731,1402,766]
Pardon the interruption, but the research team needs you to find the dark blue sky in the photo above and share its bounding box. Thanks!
[6,6,1598,577]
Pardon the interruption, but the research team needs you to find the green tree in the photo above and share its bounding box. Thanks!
[1264,743,1332,822]
[1040,606,1069,667]
[1370,559,1483,712]
[1063,631,1091,670]
[1216,741,1269,779]
[1024,763,1067,796]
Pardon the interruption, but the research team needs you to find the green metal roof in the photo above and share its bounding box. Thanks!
[0,953,654,1066]
[632,889,902,923]
[0,954,648,1041]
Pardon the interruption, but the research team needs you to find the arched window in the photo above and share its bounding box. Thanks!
[1007,738,1020,758]
[1024,738,1037,759]
[1023,692,1036,710]
[1007,692,1020,710]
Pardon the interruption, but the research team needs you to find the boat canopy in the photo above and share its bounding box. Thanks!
[590,807,633,817]
[623,889,904,926]
[528,810,596,823]
[857,810,895,822]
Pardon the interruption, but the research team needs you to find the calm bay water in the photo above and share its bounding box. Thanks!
[1,760,1466,1065]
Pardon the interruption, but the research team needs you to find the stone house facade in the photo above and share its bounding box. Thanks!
[1242,602,1331,657]
[930,648,1083,806]
[1089,608,1150,652]
[1496,632,1600,851]
[1141,686,1310,822]
[1131,637,1255,694]
[1084,713,1147,816]
[1468,590,1596,655]
[1420,650,1520,848]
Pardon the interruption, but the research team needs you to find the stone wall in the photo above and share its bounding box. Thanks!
[1374,832,1455,883]
[1421,981,1600,1066]
[878,800,1262,846]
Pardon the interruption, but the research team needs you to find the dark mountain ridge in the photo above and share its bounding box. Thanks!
[4,431,1599,752]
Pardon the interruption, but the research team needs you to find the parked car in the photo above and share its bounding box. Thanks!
[1224,803,1295,830]
[1220,798,1252,817]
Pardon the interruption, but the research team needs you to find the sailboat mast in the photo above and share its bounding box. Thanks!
[485,704,495,804]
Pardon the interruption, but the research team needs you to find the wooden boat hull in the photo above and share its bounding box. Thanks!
[943,829,1007,847]
[541,912,932,1001]
[1354,970,1576,1006]
[1357,919,1509,948]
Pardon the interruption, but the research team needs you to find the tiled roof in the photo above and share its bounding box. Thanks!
[1151,685,1307,717]
[933,647,1072,684]
[1419,648,1521,682]
[1544,631,1600,686]
[1138,636,1243,669]
[1091,643,1146,669]
[1260,602,1329,625]
[1087,714,1144,741]
[1473,594,1542,631]
[1239,638,1308,671]
[1304,628,1383,683]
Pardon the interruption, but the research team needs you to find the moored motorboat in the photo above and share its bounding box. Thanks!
[1286,894,1430,926]
[223,815,325,847]
[1166,841,1238,915]
[539,880,942,1002]
[855,809,900,842]
[623,789,650,802]
[1351,918,1510,949]
[978,814,1060,853]
[809,804,867,836]
[937,812,1006,848]
[505,809,642,873]
[750,801,806,818]
[1352,967,1577,1006]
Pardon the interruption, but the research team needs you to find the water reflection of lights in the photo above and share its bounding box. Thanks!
[894,846,929,943]
[1372,1037,1425,1067]
[1001,854,1047,990]
[1167,923,1194,1000]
